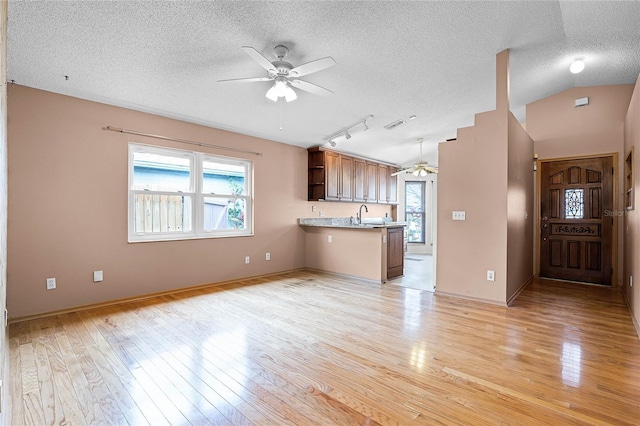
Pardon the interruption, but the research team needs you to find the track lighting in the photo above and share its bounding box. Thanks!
[323,115,373,147]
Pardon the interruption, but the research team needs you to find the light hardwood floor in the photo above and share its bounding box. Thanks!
[8,271,640,425]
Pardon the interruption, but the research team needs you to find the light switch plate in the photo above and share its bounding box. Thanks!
[452,211,466,221]
[93,271,103,282]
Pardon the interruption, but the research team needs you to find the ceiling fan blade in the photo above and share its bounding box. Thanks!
[426,166,439,173]
[289,57,336,77]
[217,77,273,83]
[391,166,418,176]
[241,46,277,74]
[290,79,333,97]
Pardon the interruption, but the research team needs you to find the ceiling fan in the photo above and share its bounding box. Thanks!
[392,138,438,176]
[218,45,336,102]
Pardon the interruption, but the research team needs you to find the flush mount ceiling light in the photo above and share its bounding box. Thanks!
[570,58,585,74]
[323,115,373,147]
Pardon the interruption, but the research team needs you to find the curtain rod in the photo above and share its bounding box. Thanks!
[104,126,263,156]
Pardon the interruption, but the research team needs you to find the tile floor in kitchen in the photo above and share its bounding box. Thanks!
[389,253,434,291]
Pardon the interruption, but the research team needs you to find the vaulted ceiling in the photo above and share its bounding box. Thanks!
[7,1,640,169]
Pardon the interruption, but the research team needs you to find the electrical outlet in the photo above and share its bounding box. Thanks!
[328,235,332,243]
[319,211,324,217]
[245,256,250,264]
[265,252,270,261]
[486,270,495,281]
[46,277,56,290]
[312,205,317,212]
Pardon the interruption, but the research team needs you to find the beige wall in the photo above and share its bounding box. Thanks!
[437,110,509,303]
[527,85,633,160]
[526,84,634,285]
[506,113,534,301]
[624,74,640,335]
[437,50,534,305]
[7,85,392,319]
[0,0,7,420]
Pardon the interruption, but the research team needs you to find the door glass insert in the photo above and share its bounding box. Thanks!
[565,189,584,219]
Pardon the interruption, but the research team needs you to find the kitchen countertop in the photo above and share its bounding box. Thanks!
[299,217,407,229]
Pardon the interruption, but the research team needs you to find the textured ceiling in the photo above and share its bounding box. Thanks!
[7,1,640,169]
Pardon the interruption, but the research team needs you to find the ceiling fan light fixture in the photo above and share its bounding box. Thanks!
[266,78,297,102]
[265,85,279,102]
[419,169,427,177]
[284,85,297,102]
[274,78,288,95]
[570,58,585,74]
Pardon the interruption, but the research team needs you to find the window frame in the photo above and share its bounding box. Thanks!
[128,143,253,242]
[405,181,426,244]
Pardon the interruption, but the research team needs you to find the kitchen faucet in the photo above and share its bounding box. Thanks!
[357,204,368,224]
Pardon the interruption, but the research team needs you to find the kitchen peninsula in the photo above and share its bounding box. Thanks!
[299,217,406,282]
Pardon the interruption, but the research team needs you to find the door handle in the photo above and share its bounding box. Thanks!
[542,216,548,221]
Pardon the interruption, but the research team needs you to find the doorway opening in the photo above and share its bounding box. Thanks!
[394,174,437,292]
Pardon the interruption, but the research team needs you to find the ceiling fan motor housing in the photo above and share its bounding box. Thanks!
[272,60,293,76]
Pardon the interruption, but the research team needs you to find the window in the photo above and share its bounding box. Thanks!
[405,181,425,243]
[564,189,584,219]
[129,144,252,242]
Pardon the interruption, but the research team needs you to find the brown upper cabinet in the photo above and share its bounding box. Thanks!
[388,172,398,204]
[366,161,378,203]
[308,147,398,204]
[353,158,367,202]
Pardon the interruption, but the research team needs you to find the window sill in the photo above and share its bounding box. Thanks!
[128,232,254,243]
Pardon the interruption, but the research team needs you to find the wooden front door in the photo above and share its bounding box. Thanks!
[540,156,613,285]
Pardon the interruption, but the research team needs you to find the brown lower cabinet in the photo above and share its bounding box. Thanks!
[387,227,404,279]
